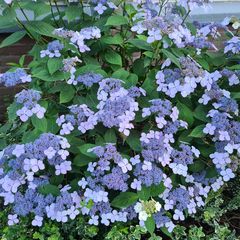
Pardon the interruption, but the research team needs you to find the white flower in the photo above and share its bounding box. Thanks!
[118,159,132,173]
[56,210,68,223]
[55,161,72,175]
[142,161,152,171]
[139,211,148,221]
[44,147,56,159]
[170,106,179,121]
[0,192,14,205]
[155,202,162,211]
[101,213,110,226]
[12,144,25,157]
[96,190,108,203]
[4,0,13,4]
[131,179,142,191]
[130,155,140,165]
[220,168,235,182]
[17,106,33,122]
[164,199,174,210]
[147,29,162,43]
[173,209,184,221]
[156,116,167,129]
[191,146,200,158]
[78,177,88,189]
[134,202,143,213]
[165,221,175,232]
[89,215,99,225]
[20,74,32,83]
[218,131,230,141]
[169,163,188,177]
[58,149,69,160]
[67,206,79,220]
[60,122,74,135]
[32,215,43,227]
[32,104,46,119]
[94,3,107,15]
[8,214,19,226]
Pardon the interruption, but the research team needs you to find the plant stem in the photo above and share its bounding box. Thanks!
[49,0,60,27]
[53,0,66,27]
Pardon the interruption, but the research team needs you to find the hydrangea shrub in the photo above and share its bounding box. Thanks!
[0,0,240,236]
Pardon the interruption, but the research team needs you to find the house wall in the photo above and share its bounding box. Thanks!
[0,34,34,122]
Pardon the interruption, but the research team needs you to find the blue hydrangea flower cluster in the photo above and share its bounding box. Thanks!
[57,104,98,135]
[90,0,117,15]
[15,89,46,122]
[40,40,64,58]
[224,36,240,54]
[0,68,31,87]
[57,77,145,136]
[53,26,101,53]
[0,134,79,226]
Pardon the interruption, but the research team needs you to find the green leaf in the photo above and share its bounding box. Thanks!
[161,49,181,68]
[101,34,123,45]
[133,59,146,77]
[206,167,218,178]
[111,192,138,208]
[38,184,60,197]
[112,68,129,80]
[26,21,55,37]
[189,125,205,138]
[194,105,208,122]
[125,73,138,88]
[105,15,128,26]
[31,116,48,132]
[232,92,240,99]
[50,175,64,185]
[141,70,158,97]
[104,129,117,143]
[65,6,80,22]
[227,65,240,70]
[47,117,60,134]
[47,58,63,75]
[22,129,42,143]
[177,102,194,126]
[105,50,122,66]
[7,102,18,121]
[78,144,97,158]
[33,69,68,82]
[145,216,155,234]
[126,131,141,152]
[0,31,26,48]
[73,153,93,167]
[189,161,205,173]
[60,85,75,103]
[138,183,165,201]
[128,39,152,51]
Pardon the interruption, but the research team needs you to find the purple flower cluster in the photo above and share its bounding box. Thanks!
[91,0,117,15]
[0,134,79,226]
[156,57,224,98]
[76,72,103,87]
[0,68,31,87]
[224,36,240,54]
[40,40,64,58]
[57,104,98,135]
[53,26,101,53]
[15,89,46,122]
[57,78,145,136]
